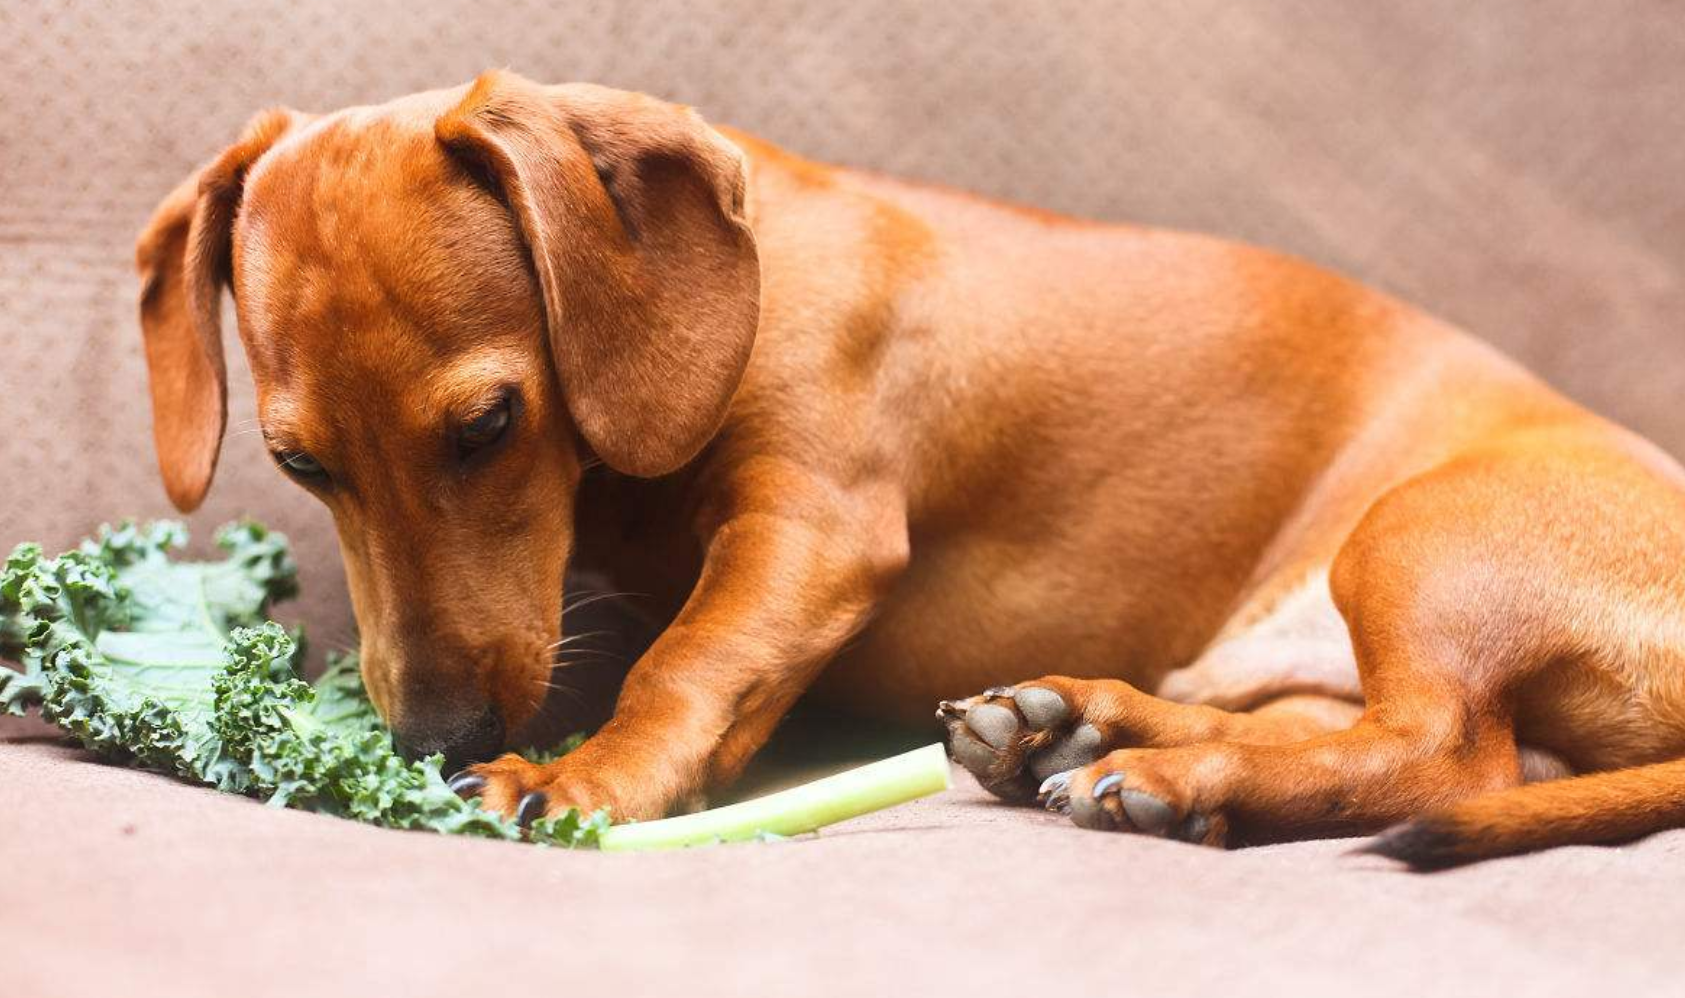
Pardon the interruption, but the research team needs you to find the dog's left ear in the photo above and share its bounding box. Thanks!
[436,71,760,477]
[135,107,314,512]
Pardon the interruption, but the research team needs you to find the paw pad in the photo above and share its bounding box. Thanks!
[1080,768,1215,842]
[938,682,1106,803]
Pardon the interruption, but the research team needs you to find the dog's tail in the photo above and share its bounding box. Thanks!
[1361,757,1685,867]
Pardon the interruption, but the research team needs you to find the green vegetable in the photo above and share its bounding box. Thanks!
[598,743,951,851]
[0,520,598,845]
[0,521,949,849]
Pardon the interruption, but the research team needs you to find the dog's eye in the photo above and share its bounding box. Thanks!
[458,396,513,456]
[273,450,325,479]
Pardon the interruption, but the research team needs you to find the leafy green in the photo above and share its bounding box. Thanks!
[1,519,953,852]
[0,520,605,847]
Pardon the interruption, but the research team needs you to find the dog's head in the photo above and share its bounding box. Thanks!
[135,72,759,768]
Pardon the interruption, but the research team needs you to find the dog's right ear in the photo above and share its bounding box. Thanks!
[135,108,311,512]
[435,72,760,479]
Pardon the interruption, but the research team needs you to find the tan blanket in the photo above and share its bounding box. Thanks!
[4,717,1683,998]
[4,3,1683,994]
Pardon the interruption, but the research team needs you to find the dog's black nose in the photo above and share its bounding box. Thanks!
[394,706,506,774]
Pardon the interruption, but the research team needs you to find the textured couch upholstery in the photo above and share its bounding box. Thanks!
[4,734,1685,998]
[3,0,1681,634]
[2,2,1682,995]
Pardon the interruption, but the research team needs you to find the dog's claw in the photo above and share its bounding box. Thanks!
[1091,773,1125,798]
[1084,771,1187,837]
[1037,770,1073,812]
[516,791,549,828]
[936,699,966,721]
[447,771,487,798]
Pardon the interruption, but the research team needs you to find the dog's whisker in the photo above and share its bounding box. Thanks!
[552,656,623,670]
[562,590,648,615]
[551,640,622,657]
[549,650,630,667]
[542,642,625,664]
[531,667,590,705]
[550,650,627,670]
[543,630,613,652]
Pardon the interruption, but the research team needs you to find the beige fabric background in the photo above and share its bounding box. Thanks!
[2,0,1682,639]
[5,736,1685,998]
[4,5,1685,995]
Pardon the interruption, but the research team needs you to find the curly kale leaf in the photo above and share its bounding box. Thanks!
[0,521,599,846]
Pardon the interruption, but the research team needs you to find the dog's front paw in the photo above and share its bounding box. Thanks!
[448,753,626,826]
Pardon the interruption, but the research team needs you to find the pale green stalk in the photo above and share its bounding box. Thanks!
[598,743,952,852]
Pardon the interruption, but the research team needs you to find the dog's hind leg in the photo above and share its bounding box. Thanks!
[1051,428,1685,848]
[938,677,1360,805]
[939,571,1364,804]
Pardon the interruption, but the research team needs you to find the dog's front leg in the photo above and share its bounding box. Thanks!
[463,464,908,822]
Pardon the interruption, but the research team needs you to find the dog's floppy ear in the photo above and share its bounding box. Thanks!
[134,108,311,512]
[435,71,760,477]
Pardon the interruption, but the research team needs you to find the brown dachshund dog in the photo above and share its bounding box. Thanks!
[135,70,1685,865]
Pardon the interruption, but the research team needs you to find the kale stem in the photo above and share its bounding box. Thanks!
[597,743,952,852]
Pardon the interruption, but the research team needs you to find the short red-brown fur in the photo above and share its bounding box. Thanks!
[134,72,1685,858]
